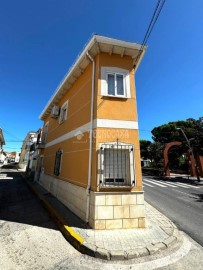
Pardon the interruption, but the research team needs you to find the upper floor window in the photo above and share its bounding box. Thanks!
[41,122,49,144]
[101,67,131,98]
[59,101,68,124]
[107,73,125,97]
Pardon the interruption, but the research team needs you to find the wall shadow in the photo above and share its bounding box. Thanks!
[0,167,58,231]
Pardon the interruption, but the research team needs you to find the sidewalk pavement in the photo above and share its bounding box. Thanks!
[23,175,180,261]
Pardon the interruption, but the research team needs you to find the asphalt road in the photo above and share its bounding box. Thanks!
[143,175,203,247]
[1,166,203,269]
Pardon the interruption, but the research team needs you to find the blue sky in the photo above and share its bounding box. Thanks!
[0,0,203,152]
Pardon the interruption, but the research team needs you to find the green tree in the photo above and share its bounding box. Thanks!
[140,140,163,167]
[150,117,203,172]
[151,117,203,155]
[140,140,152,160]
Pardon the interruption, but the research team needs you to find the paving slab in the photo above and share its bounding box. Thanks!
[23,175,180,261]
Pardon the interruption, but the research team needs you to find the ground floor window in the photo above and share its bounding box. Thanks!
[54,149,63,176]
[99,142,135,187]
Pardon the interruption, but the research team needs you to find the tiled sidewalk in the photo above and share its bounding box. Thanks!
[24,177,179,260]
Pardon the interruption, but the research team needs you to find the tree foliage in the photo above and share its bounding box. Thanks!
[151,117,203,155]
[140,117,203,171]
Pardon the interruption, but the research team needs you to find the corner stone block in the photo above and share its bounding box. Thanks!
[130,205,145,218]
[106,219,122,229]
[106,194,122,206]
[123,218,138,228]
[95,195,106,206]
[94,220,106,230]
[122,194,137,205]
[114,205,130,219]
[97,206,113,219]
[136,193,144,205]
[138,217,146,228]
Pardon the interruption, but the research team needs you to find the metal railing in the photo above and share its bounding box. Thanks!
[99,143,135,187]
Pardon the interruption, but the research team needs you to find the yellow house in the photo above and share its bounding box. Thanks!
[36,35,146,229]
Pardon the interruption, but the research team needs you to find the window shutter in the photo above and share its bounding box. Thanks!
[54,149,62,176]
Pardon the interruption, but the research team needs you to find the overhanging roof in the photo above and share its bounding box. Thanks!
[40,35,146,120]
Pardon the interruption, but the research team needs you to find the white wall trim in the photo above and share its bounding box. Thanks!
[45,119,138,148]
[45,122,91,148]
[95,119,138,129]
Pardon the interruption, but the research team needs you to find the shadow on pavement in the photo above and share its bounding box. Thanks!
[0,167,58,231]
[190,193,203,203]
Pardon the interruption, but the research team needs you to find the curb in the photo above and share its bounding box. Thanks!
[22,174,179,261]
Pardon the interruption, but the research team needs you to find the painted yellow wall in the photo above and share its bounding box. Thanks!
[97,53,138,121]
[47,68,92,142]
[41,52,142,192]
[42,63,94,186]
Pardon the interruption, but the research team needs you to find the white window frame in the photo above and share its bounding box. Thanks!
[59,101,68,124]
[97,142,136,187]
[101,67,131,98]
[106,72,125,97]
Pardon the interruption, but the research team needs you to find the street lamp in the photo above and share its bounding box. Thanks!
[176,127,200,182]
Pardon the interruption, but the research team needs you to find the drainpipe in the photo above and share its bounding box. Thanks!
[86,51,95,223]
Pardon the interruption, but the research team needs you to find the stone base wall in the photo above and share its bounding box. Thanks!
[39,173,87,222]
[89,191,145,229]
[39,174,145,230]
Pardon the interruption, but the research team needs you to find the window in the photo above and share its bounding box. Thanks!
[59,101,68,124]
[107,73,124,97]
[104,148,129,185]
[41,122,49,144]
[101,67,131,98]
[98,143,135,187]
[54,149,63,176]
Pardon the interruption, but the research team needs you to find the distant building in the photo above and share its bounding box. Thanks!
[0,128,5,164]
[35,35,146,229]
[19,132,38,171]
[7,151,20,163]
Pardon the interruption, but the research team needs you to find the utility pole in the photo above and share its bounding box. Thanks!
[176,127,200,182]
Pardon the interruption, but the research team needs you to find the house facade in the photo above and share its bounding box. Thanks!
[19,131,38,171]
[0,128,5,163]
[36,35,146,229]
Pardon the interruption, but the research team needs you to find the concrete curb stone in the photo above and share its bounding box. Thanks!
[22,174,180,261]
[95,248,111,260]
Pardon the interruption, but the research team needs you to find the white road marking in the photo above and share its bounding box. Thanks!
[173,183,190,188]
[144,179,166,187]
[155,180,178,188]
[143,182,154,187]
[143,178,202,189]
[174,182,200,189]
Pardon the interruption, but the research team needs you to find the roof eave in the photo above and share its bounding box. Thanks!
[39,35,146,120]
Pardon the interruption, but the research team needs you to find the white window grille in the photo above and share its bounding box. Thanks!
[98,142,136,187]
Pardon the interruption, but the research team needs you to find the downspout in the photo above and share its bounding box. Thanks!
[86,51,95,223]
